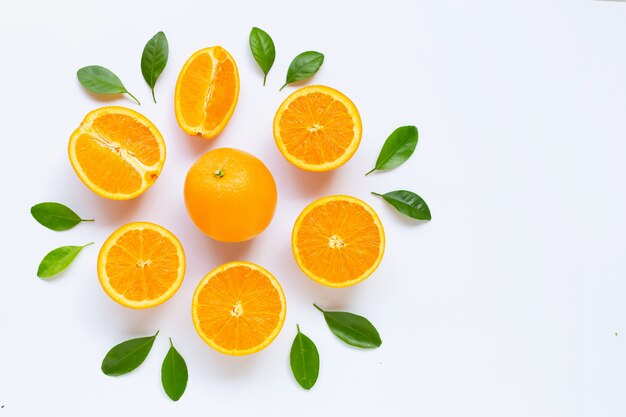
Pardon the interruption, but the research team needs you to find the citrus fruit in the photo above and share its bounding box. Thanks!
[68,106,166,200]
[273,85,362,172]
[292,195,385,287]
[184,148,277,242]
[97,222,185,309]
[175,46,240,139]
[192,261,286,356]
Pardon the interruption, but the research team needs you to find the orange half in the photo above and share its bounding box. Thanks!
[273,85,362,172]
[68,106,166,200]
[175,46,240,139]
[292,195,385,287]
[97,222,186,309]
[192,261,286,356]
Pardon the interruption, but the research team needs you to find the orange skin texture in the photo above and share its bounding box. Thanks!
[184,148,277,242]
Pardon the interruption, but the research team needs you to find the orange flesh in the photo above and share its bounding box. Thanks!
[278,92,355,165]
[104,228,182,302]
[294,199,383,285]
[176,47,239,137]
[194,265,284,352]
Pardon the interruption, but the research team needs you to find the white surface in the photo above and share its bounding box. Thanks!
[1,0,625,415]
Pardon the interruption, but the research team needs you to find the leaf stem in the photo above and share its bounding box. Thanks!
[296,324,301,333]
[151,88,157,104]
[83,242,95,248]
[371,192,383,198]
[279,83,288,91]
[81,218,95,222]
[365,168,376,176]
[126,91,141,105]
[263,74,267,86]
[154,330,160,338]
[313,304,325,313]
[169,337,173,347]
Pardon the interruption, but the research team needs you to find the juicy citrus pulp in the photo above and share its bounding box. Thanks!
[292,195,385,287]
[97,222,185,309]
[192,261,286,355]
[68,107,166,200]
[175,46,240,139]
[273,85,362,172]
[184,148,277,242]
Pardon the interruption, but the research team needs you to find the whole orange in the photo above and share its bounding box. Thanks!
[184,148,277,242]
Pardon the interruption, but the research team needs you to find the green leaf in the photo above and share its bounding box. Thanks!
[36,243,93,278]
[372,190,431,220]
[290,325,319,390]
[161,338,188,401]
[280,51,324,91]
[141,31,169,103]
[365,126,418,175]
[249,27,275,86]
[101,331,159,376]
[314,304,381,348]
[30,202,93,231]
[77,65,140,105]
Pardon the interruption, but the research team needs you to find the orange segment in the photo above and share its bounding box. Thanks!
[68,107,166,200]
[175,46,240,139]
[192,262,286,356]
[97,222,186,309]
[292,195,385,287]
[273,85,362,172]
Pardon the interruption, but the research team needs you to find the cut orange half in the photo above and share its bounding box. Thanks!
[97,222,186,309]
[175,46,240,139]
[192,261,286,356]
[273,85,362,172]
[292,195,385,287]
[68,106,166,200]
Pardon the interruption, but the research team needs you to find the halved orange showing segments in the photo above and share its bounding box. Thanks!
[273,85,362,172]
[192,261,286,356]
[97,222,185,309]
[175,46,240,139]
[68,106,166,200]
[292,195,385,287]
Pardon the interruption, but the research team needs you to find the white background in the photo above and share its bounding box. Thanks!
[1,0,625,416]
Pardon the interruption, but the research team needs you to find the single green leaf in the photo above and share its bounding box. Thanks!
[141,31,169,103]
[161,338,188,401]
[30,202,93,231]
[36,243,93,278]
[372,190,431,220]
[280,51,324,91]
[249,27,276,86]
[314,304,382,348]
[365,126,418,175]
[290,325,320,390]
[77,65,140,105]
[101,331,159,376]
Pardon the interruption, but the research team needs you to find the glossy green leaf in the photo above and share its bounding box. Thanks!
[141,31,169,102]
[372,190,431,220]
[249,27,275,86]
[36,243,93,278]
[366,126,418,175]
[161,338,188,401]
[77,65,140,105]
[101,331,159,376]
[314,304,381,348]
[31,202,93,231]
[290,325,319,390]
[280,51,324,91]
